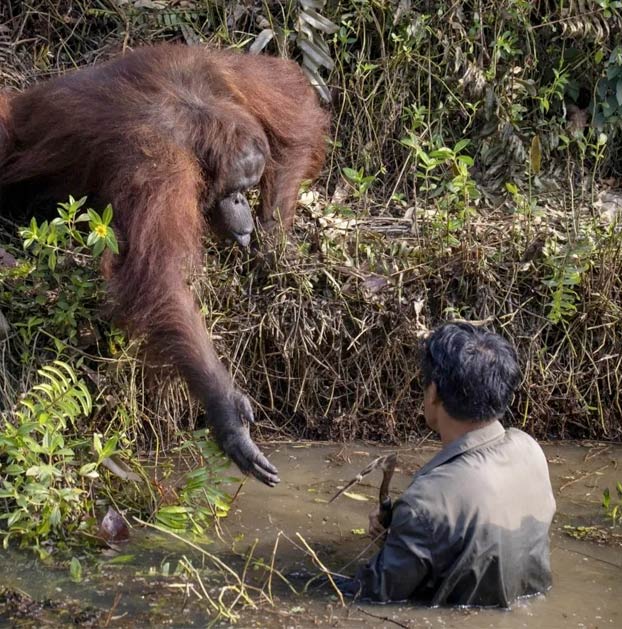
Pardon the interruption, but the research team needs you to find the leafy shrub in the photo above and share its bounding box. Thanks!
[0,198,235,552]
[0,361,102,554]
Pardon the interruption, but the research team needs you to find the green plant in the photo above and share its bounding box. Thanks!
[539,72,564,115]
[342,166,378,199]
[401,137,480,246]
[0,199,124,552]
[1,196,116,349]
[596,0,622,16]
[0,361,98,554]
[593,45,622,130]
[403,138,478,202]
[602,482,622,526]
[20,196,118,268]
[1,198,235,551]
[542,229,597,325]
[155,433,237,534]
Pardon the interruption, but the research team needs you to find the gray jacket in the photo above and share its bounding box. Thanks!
[355,421,556,607]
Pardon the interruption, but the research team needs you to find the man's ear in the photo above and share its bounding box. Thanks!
[428,381,442,406]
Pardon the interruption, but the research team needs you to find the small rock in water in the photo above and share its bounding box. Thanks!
[98,507,130,543]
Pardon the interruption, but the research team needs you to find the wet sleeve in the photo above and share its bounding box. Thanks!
[355,500,433,602]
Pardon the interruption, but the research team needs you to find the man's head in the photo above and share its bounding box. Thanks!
[421,322,520,432]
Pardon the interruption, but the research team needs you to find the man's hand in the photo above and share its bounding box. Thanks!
[368,505,387,539]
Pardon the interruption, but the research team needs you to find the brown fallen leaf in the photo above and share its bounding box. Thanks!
[0,247,17,268]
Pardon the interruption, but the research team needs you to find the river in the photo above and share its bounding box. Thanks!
[0,441,620,628]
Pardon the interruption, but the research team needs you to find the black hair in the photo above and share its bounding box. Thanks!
[421,322,521,422]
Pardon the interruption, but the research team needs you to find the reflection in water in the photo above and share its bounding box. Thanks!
[0,442,620,628]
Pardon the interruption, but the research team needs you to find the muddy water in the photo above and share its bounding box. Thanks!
[1,441,621,628]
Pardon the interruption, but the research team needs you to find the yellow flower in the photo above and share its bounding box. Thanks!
[94,224,108,238]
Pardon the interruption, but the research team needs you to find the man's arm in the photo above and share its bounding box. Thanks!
[354,501,433,602]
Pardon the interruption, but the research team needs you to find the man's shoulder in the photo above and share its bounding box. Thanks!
[503,427,549,463]
[400,426,550,510]
[505,426,542,446]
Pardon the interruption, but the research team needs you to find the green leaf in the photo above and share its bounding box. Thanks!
[93,433,103,456]
[87,209,102,224]
[105,554,136,565]
[79,462,99,478]
[156,506,191,530]
[73,196,87,210]
[429,148,453,160]
[416,150,432,167]
[105,231,119,255]
[70,557,83,582]
[102,204,114,226]
[603,487,611,509]
[608,64,622,81]
[342,167,359,181]
[7,510,23,527]
[616,80,622,107]
[457,155,474,166]
[100,436,118,459]
[453,139,470,153]
[50,505,61,527]
[92,239,105,257]
[157,505,191,514]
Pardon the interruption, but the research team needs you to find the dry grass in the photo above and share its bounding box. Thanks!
[189,193,622,443]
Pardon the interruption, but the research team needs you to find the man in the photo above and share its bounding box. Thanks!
[341,322,556,607]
